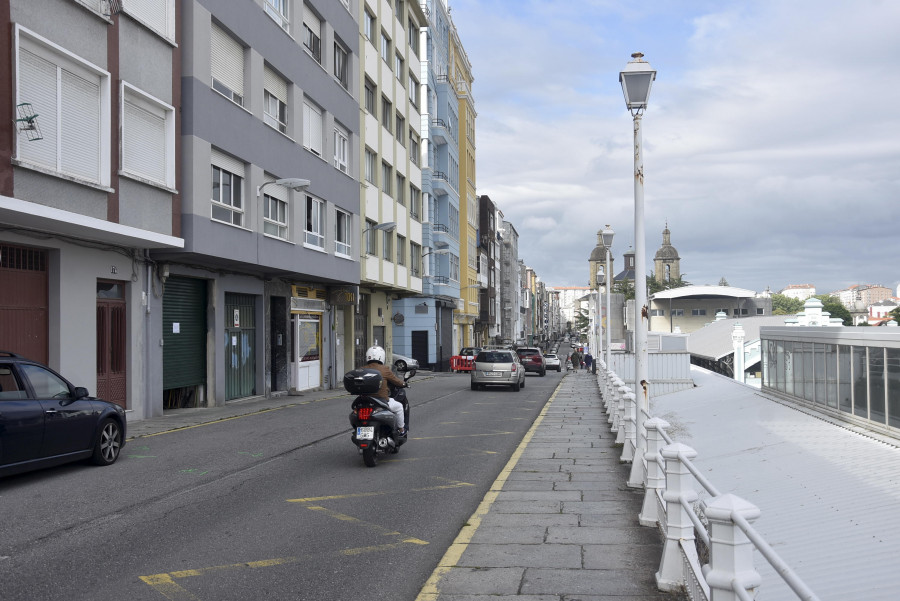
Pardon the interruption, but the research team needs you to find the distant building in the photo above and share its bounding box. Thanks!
[649,285,772,334]
[831,284,893,310]
[779,284,816,301]
[653,225,681,285]
[783,298,843,327]
[588,229,615,288]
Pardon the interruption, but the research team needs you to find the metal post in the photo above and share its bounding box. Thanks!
[606,247,612,368]
[632,110,649,487]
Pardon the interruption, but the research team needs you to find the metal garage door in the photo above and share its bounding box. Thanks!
[225,292,256,400]
[163,276,208,390]
[0,244,48,363]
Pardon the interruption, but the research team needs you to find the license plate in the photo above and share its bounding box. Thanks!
[484,371,501,377]
[356,426,374,440]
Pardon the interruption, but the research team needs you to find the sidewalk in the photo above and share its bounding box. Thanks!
[416,370,684,601]
[127,371,683,600]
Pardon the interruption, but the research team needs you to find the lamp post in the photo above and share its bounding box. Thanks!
[602,225,614,368]
[256,177,310,198]
[621,52,655,488]
[596,266,604,364]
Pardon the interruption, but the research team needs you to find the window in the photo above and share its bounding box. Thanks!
[305,195,325,248]
[396,235,406,266]
[122,83,174,188]
[649,309,665,317]
[734,308,749,316]
[395,53,404,81]
[303,7,322,63]
[410,186,421,220]
[383,230,393,261]
[449,206,459,239]
[411,242,421,276]
[395,173,405,205]
[335,209,351,256]
[408,18,419,55]
[364,148,377,184]
[303,100,323,156]
[381,97,392,132]
[263,65,288,133]
[364,79,376,113]
[365,219,377,255]
[381,162,392,195]
[364,9,376,40]
[395,0,404,17]
[450,255,460,282]
[125,0,175,40]
[671,309,684,317]
[16,27,110,185]
[409,130,419,165]
[408,73,419,107]
[334,40,349,89]
[380,32,391,64]
[691,309,707,316]
[262,177,288,239]
[333,124,349,173]
[396,113,405,146]
[264,0,289,32]
[211,150,244,226]
[211,24,244,105]
[757,308,765,315]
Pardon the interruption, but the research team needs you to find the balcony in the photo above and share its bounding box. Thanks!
[431,118,450,145]
[431,222,450,247]
[431,171,451,196]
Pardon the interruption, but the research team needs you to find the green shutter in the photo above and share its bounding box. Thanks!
[163,277,207,389]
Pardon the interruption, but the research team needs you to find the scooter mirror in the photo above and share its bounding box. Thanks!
[405,369,416,379]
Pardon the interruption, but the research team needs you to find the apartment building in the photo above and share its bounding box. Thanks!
[0,1,183,419]
[499,221,520,344]
[148,0,362,411]
[391,0,460,371]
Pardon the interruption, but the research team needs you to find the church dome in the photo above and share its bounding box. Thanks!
[654,227,679,260]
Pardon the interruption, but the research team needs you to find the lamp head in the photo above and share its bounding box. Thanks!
[601,225,615,248]
[275,177,311,191]
[620,52,656,113]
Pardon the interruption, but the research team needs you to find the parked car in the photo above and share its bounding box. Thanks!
[392,352,419,372]
[544,353,562,372]
[470,349,525,391]
[0,351,127,478]
[516,347,546,376]
[459,347,481,358]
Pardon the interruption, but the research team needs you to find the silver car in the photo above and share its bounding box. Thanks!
[392,352,419,372]
[470,349,526,391]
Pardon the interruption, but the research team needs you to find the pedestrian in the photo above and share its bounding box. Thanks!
[570,349,582,373]
[584,352,593,372]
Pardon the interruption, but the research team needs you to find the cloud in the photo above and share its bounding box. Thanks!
[447,0,900,294]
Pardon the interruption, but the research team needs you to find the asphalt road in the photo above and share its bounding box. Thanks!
[0,365,565,601]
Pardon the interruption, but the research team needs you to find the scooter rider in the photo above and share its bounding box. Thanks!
[361,345,407,436]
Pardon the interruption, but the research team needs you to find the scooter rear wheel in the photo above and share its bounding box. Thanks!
[363,446,378,467]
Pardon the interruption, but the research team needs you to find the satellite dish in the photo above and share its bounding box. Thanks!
[392,313,405,325]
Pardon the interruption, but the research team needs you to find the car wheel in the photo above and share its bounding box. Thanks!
[540,369,546,377]
[521,378,525,389]
[394,360,407,371]
[512,380,520,392]
[471,381,478,391]
[91,418,123,466]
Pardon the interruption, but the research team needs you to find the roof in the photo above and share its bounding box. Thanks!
[651,285,758,300]
[652,367,900,601]
[687,315,788,360]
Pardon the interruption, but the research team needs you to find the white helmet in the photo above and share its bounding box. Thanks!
[365,345,386,364]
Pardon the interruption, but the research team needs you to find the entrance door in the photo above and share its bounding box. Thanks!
[354,295,369,368]
[96,281,127,408]
[225,293,256,400]
[411,330,429,368]
[291,313,320,390]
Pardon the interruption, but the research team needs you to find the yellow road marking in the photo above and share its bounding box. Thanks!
[414,378,565,601]
[288,480,473,503]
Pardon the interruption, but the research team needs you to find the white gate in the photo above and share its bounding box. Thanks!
[291,314,321,391]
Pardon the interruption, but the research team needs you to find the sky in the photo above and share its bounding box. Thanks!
[445,0,900,296]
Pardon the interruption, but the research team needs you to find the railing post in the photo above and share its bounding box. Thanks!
[606,374,619,424]
[703,494,762,601]
[656,442,699,592]
[621,391,636,462]
[639,417,669,526]
[615,383,628,444]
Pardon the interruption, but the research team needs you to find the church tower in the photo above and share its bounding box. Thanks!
[653,224,680,284]
[589,229,615,288]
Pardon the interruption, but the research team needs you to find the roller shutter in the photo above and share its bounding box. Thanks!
[162,276,208,389]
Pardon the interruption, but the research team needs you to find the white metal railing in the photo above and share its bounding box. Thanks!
[595,361,822,601]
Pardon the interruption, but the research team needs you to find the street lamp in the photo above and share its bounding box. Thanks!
[602,225,614,369]
[256,177,310,197]
[621,52,655,488]
[596,266,605,366]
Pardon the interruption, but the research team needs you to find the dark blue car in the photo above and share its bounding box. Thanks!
[0,351,126,477]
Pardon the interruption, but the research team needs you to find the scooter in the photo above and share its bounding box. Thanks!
[345,367,414,467]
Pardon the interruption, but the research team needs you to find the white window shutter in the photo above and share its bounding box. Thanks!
[59,68,100,181]
[211,148,244,178]
[124,95,167,185]
[263,175,288,201]
[263,65,287,104]
[211,24,244,97]
[126,0,170,38]
[303,102,323,156]
[17,48,58,169]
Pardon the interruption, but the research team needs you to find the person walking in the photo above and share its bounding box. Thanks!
[570,348,582,373]
[584,352,593,373]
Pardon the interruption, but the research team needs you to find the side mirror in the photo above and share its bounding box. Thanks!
[405,369,416,380]
[73,387,90,400]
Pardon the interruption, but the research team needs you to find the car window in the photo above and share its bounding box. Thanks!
[20,363,72,400]
[545,354,557,359]
[477,351,512,363]
[0,364,27,400]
